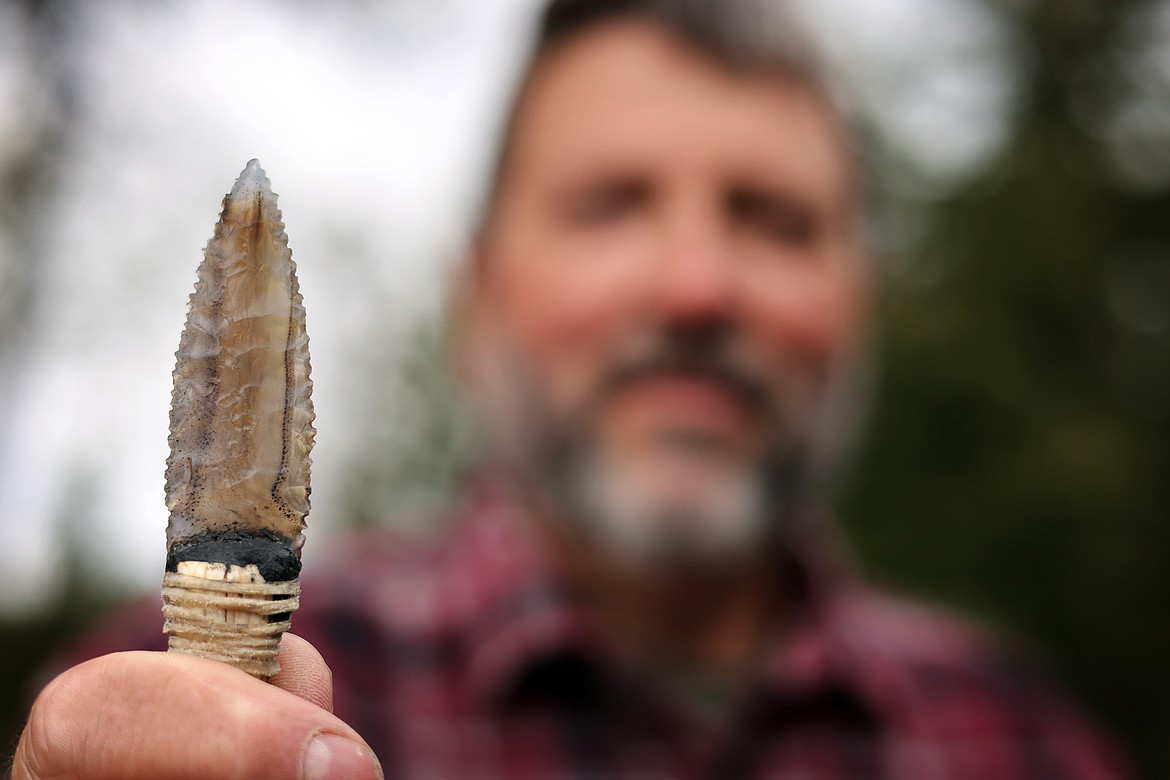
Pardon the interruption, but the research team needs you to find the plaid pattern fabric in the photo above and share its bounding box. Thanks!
[67,480,1129,779]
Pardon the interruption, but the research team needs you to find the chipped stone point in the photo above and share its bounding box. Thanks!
[164,159,315,550]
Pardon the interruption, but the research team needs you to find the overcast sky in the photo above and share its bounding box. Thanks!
[0,0,1018,616]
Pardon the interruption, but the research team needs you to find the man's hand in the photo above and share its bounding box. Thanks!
[11,634,383,780]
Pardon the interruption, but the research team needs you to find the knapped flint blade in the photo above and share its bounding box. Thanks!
[165,159,314,580]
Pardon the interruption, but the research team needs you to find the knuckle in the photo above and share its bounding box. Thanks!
[13,653,147,779]
[14,670,82,780]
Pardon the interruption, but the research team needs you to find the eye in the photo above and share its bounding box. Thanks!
[728,187,821,248]
[560,178,649,225]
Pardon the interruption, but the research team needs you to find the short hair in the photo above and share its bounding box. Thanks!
[476,0,850,233]
[537,0,829,82]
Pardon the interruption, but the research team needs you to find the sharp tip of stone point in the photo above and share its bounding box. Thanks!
[231,158,272,198]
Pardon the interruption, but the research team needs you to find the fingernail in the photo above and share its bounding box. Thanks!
[302,732,383,780]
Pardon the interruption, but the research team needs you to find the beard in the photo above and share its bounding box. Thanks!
[467,317,836,574]
[555,431,808,574]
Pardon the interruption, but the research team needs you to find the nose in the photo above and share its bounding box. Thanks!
[652,195,736,329]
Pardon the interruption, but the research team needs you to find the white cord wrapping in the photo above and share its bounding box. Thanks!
[162,568,299,679]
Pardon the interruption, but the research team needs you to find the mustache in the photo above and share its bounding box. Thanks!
[592,325,773,415]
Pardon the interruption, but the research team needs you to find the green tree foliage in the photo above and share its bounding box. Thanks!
[838,0,1170,773]
[338,316,475,532]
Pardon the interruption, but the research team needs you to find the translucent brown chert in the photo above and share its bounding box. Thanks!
[165,159,314,575]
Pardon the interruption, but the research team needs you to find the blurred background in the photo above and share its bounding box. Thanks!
[0,0,1167,774]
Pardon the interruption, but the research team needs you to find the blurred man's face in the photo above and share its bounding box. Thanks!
[467,19,867,570]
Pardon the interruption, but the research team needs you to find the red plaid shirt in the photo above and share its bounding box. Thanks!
[72,480,1128,779]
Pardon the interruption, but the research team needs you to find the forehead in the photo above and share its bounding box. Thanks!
[501,18,853,204]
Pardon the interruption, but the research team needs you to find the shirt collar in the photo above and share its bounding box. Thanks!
[434,478,609,708]
[439,476,912,720]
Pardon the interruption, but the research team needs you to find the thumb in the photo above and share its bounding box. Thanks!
[12,651,382,780]
[268,633,334,713]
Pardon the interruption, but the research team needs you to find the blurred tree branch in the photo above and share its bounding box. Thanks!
[0,0,75,429]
